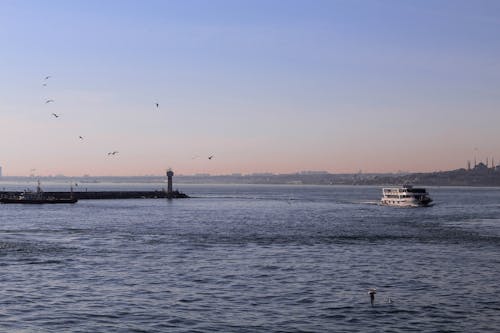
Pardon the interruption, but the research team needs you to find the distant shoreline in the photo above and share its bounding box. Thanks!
[1,166,500,187]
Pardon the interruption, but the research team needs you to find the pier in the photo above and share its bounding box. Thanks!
[0,190,189,200]
[0,169,189,201]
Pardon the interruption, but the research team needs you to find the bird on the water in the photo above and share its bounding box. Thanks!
[368,288,377,306]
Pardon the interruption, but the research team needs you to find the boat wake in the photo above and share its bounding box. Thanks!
[358,200,381,205]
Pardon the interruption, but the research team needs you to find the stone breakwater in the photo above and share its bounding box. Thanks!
[0,190,189,200]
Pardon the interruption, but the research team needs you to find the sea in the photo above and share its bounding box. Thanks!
[1,182,500,332]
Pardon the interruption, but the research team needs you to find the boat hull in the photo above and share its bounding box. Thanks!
[380,197,432,207]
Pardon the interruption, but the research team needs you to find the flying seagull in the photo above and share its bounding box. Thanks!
[45,99,55,104]
[155,102,159,109]
[79,136,84,140]
[52,113,59,118]
[107,151,119,156]
[208,155,214,160]
[42,76,51,86]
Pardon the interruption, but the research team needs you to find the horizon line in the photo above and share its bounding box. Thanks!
[0,165,494,179]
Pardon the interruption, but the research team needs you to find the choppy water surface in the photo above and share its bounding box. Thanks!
[1,184,500,332]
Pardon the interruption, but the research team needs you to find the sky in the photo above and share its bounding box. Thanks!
[1,0,500,176]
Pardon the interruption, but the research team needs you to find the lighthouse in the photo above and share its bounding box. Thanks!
[166,169,174,194]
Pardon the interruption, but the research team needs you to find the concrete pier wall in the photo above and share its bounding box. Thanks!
[0,190,189,200]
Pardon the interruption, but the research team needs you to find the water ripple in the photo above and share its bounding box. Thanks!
[0,185,499,332]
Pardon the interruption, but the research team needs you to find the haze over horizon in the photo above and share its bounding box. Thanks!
[2,0,500,177]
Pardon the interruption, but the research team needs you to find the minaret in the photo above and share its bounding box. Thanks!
[166,169,174,194]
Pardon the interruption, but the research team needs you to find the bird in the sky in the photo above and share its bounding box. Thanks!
[45,99,54,104]
[79,136,84,140]
[42,83,47,87]
[107,151,119,156]
[44,75,51,80]
[208,155,214,160]
[155,102,159,109]
[51,113,59,118]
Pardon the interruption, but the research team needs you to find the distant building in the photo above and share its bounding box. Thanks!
[474,162,489,172]
[299,170,329,175]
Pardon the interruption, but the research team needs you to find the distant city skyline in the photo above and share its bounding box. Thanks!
[2,1,500,176]
[1,157,499,178]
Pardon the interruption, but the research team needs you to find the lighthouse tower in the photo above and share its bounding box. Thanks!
[166,169,174,194]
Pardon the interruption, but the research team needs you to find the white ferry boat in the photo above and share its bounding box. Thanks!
[381,185,432,207]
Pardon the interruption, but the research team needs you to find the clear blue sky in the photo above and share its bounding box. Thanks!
[1,0,500,176]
